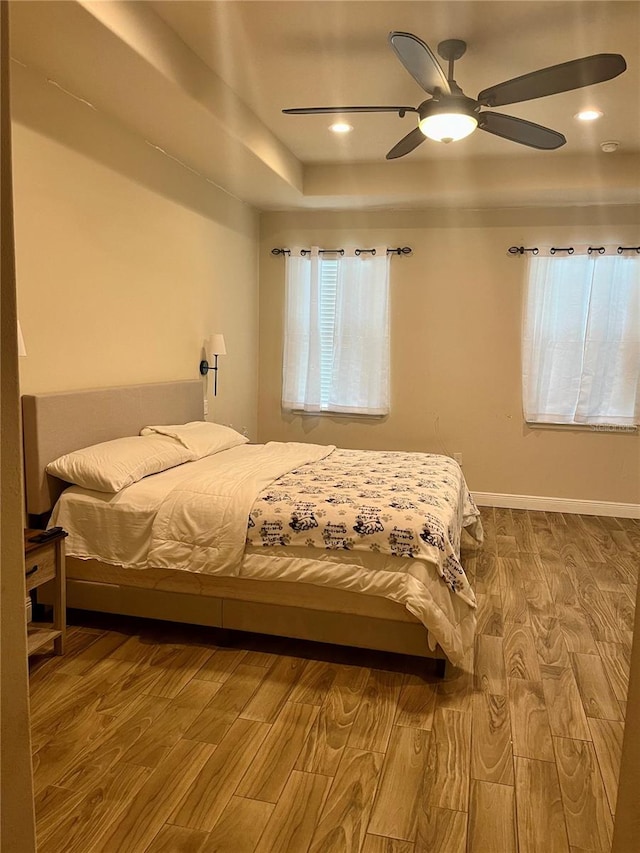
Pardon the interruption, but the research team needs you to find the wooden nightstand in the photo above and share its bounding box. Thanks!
[24,528,67,656]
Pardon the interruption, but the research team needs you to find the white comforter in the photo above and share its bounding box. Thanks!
[147,442,334,574]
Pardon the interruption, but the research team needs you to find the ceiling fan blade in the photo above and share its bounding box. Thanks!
[388,32,451,96]
[386,127,426,160]
[478,54,626,107]
[282,105,418,115]
[478,112,566,149]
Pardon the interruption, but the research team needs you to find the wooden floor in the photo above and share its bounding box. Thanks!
[29,509,638,853]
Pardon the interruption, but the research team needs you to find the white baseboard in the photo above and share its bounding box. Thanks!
[472,492,640,519]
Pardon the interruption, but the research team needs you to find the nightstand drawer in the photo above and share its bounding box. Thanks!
[25,546,56,592]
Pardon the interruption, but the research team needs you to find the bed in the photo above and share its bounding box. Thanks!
[22,380,481,671]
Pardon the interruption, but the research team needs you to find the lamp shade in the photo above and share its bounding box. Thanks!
[209,333,226,356]
[17,321,27,357]
[419,111,478,143]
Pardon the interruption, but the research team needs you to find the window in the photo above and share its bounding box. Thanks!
[522,251,640,426]
[282,247,390,415]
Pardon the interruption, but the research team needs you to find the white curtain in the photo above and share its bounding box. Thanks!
[522,252,640,425]
[282,248,322,412]
[282,247,390,415]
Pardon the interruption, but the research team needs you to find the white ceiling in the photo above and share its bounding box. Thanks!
[9,0,640,210]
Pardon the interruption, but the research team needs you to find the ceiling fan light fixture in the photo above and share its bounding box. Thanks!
[419,110,478,143]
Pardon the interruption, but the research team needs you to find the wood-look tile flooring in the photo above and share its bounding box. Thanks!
[29,509,638,853]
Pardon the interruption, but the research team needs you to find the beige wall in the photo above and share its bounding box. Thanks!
[11,62,260,438]
[258,207,640,506]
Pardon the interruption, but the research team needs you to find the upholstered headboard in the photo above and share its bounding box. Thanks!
[22,380,204,516]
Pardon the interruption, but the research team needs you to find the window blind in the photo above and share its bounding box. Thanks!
[319,259,338,409]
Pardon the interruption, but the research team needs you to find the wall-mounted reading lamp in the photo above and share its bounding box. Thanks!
[199,333,226,395]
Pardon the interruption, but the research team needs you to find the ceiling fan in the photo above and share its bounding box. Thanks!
[283,32,627,158]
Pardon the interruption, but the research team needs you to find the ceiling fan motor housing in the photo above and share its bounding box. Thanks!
[419,92,478,115]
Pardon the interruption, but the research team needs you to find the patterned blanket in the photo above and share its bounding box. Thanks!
[246,449,482,606]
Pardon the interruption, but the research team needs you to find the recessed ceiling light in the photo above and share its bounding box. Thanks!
[575,109,603,122]
[329,122,353,134]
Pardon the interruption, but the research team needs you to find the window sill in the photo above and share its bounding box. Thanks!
[285,409,387,420]
[525,422,638,433]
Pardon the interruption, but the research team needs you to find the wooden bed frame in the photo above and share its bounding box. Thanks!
[22,380,447,668]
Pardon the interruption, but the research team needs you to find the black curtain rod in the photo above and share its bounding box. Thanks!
[509,245,640,256]
[271,246,412,257]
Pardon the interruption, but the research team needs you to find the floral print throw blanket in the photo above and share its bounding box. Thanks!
[246,449,482,607]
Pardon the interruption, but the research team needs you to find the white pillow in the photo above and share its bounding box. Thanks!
[140,421,248,459]
[46,434,194,493]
